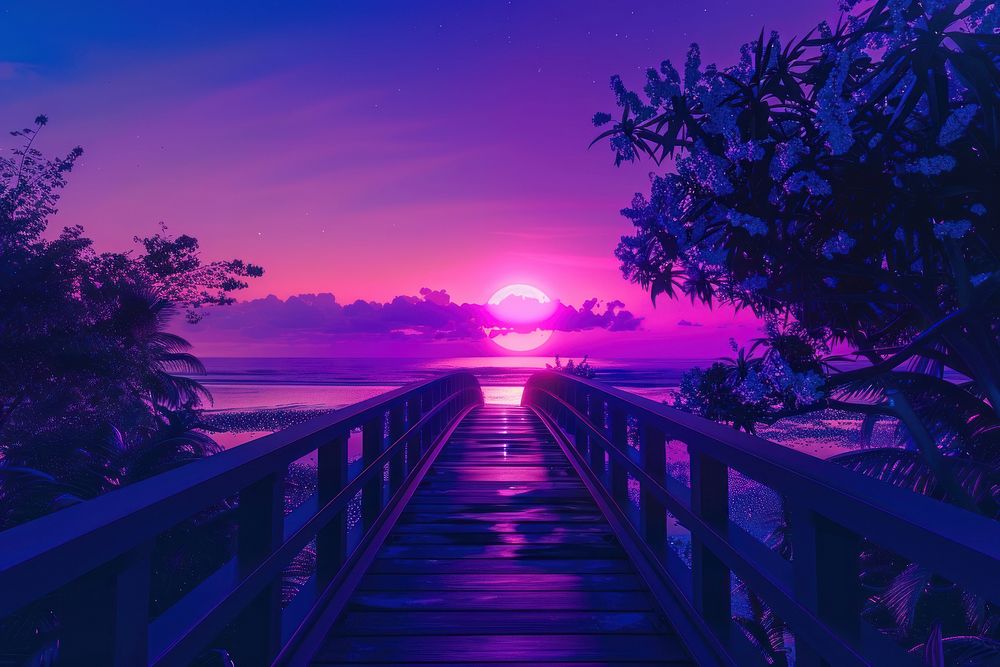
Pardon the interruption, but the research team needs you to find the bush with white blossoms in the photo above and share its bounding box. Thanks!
[593,0,1000,468]
[595,4,1000,657]
[672,324,828,434]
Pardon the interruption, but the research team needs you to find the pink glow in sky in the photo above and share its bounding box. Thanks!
[1,1,836,357]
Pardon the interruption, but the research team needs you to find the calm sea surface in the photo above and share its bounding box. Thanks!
[197,356,699,411]
[196,356,891,459]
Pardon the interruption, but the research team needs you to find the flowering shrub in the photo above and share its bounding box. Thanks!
[593,0,1000,478]
[594,2,1000,658]
[673,327,827,434]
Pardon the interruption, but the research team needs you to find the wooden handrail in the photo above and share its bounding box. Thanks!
[0,372,483,666]
[522,371,1000,666]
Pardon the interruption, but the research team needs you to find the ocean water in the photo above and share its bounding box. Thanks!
[197,356,698,411]
[196,356,893,457]
[196,356,689,446]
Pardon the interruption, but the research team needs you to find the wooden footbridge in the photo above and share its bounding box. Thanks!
[2,372,998,666]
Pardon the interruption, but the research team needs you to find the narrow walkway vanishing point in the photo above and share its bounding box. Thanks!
[314,405,692,665]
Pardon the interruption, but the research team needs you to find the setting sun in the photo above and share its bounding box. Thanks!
[485,284,555,352]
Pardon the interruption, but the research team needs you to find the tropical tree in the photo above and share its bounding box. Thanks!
[593,0,1000,499]
[0,117,262,662]
[592,0,1000,657]
[0,117,262,511]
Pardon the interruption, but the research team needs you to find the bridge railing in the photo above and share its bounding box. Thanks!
[0,372,482,666]
[523,371,1000,667]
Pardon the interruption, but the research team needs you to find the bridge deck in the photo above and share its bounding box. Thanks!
[311,405,692,665]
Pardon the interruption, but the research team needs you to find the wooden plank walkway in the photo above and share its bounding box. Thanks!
[312,405,693,666]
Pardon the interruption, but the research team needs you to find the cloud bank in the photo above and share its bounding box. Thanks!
[183,288,642,346]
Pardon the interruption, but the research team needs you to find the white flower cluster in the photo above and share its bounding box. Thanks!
[822,231,856,259]
[734,353,825,408]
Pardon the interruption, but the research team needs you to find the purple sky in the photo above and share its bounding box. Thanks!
[1,1,835,357]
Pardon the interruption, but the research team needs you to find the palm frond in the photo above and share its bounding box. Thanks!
[830,449,1000,517]
[881,563,933,631]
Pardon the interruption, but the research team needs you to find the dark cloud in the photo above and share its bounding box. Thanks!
[546,298,642,333]
[185,289,642,343]
[677,319,703,327]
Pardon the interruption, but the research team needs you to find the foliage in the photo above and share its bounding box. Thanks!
[0,118,263,520]
[0,118,262,661]
[136,223,263,323]
[593,0,1000,474]
[859,545,1000,658]
[827,447,1000,659]
[547,355,597,378]
[733,589,790,666]
[594,0,1000,658]
[831,448,1000,515]
[672,328,827,434]
[910,632,1000,666]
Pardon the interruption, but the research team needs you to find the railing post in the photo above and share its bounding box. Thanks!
[361,415,385,529]
[56,542,153,665]
[554,381,568,430]
[388,403,406,494]
[444,384,454,423]
[609,406,629,504]
[420,390,434,454]
[791,507,863,666]
[317,433,348,584]
[690,448,731,636]
[589,396,605,472]
[232,472,284,666]
[428,385,440,440]
[112,543,153,665]
[573,387,588,453]
[439,387,449,425]
[639,423,667,553]
[406,397,422,473]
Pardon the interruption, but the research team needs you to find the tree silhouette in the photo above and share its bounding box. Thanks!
[0,118,262,661]
[594,0,1000,494]
[594,0,1000,657]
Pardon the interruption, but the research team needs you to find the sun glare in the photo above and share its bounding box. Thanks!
[488,283,550,304]
[485,284,555,352]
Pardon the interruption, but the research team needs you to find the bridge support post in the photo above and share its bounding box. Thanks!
[557,386,571,432]
[317,433,349,583]
[573,387,589,454]
[639,424,667,555]
[445,382,455,423]
[548,391,559,427]
[232,472,284,666]
[791,507,863,666]
[588,397,605,473]
[608,407,629,503]
[361,416,385,529]
[420,391,434,455]
[55,541,152,666]
[406,398,423,473]
[690,450,731,637]
[388,404,406,495]
[431,385,443,440]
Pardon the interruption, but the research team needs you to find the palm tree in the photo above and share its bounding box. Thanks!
[0,289,235,662]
